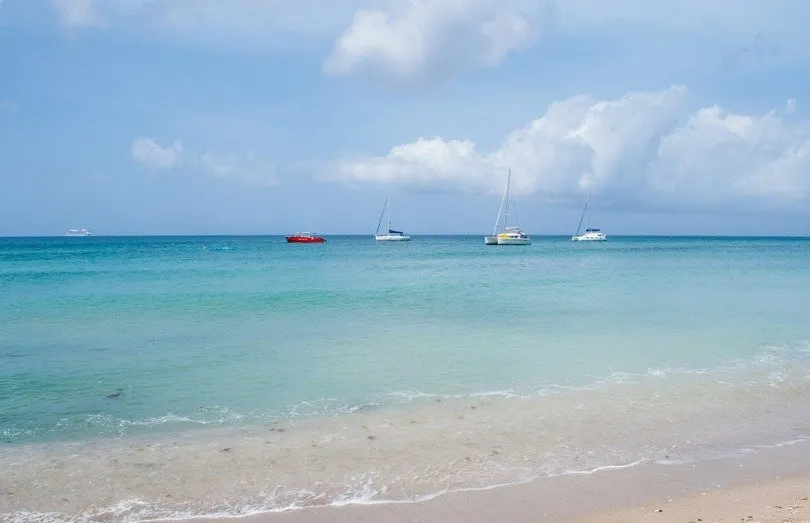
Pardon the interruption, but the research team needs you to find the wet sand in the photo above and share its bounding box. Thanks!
[200,441,810,522]
[6,376,810,520]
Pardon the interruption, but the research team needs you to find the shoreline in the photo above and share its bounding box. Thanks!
[4,377,810,521]
[192,441,810,522]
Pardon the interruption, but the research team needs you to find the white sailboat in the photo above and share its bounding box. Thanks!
[374,195,411,241]
[484,169,531,245]
[571,197,607,241]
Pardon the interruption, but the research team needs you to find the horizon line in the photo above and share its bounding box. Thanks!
[2,233,809,239]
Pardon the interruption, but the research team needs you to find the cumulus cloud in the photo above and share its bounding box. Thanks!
[328,86,810,213]
[49,0,556,79]
[324,0,555,79]
[131,138,183,169]
[131,138,275,186]
[44,0,810,53]
[43,1,809,82]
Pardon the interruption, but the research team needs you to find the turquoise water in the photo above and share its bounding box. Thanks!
[2,235,810,520]
[2,235,809,443]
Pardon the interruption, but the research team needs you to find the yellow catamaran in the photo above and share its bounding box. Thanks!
[484,169,531,245]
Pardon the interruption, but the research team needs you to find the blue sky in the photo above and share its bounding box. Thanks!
[1,0,809,236]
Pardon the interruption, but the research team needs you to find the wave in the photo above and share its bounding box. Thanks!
[11,438,810,523]
[4,341,809,446]
[1,459,649,522]
[4,404,810,522]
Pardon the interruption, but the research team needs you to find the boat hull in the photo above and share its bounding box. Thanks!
[286,236,325,243]
[571,235,607,241]
[375,235,411,241]
[497,237,531,245]
[484,236,499,245]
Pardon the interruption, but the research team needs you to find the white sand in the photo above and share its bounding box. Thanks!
[203,442,810,522]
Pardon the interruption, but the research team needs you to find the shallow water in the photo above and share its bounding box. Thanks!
[1,235,809,520]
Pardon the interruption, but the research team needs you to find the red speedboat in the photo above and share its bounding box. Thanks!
[286,233,325,243]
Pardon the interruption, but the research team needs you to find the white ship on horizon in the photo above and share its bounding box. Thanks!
[571,197,607,241]
[65,228,92,237]
[374,195,411,241]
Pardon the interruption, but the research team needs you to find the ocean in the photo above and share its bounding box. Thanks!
[2,235,810,521]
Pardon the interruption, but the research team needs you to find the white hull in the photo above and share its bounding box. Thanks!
[497,237,531,245]
[571,233,607,241]
[484,236,498,245]
[571,199,606,242]
[375,234,411,241]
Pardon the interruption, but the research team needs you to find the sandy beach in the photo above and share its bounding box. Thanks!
[197,442,810,523]
[571,476,810,522]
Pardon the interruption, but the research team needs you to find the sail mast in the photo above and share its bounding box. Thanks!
[375,195,388,236]
[387,196,391,232]
[574,195,589,236]
[503,169,511,229]
[492,170,509,235]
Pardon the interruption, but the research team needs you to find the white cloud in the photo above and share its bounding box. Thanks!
[324,0,555,79]
[131,137,182,169]
[43,1,808,82]
[48,0,556,78]
[131,138,275,186]
[328,86,810,213]
[45,0,810,50]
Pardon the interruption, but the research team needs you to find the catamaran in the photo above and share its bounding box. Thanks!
[484,169,531,245]
[571,197,607,241]
[374,195,411,241]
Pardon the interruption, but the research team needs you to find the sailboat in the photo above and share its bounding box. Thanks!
[484,169,531,245]
[374,195,411,241]
[571,197,607,241]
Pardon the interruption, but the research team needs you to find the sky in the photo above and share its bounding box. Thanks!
[0,0,809,236]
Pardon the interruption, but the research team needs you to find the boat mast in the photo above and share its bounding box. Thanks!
[387,196,392,232]
[492,170,510,235]
[375,195,388,236]
[503,169,511,229]
[574,195,589,236]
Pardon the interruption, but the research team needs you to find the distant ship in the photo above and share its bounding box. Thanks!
[571,197,607,241]
[374,195,411,241]
[65,228,92,237]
